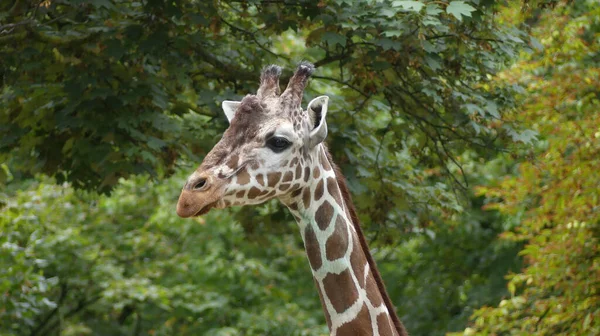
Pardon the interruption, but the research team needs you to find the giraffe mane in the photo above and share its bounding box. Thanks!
[324,146,408,336]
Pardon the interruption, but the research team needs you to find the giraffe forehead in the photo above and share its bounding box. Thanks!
[258,96,308,127]
[232,98,303,130]
[228,113,305,146]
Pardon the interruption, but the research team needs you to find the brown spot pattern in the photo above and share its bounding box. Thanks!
[350,238,367,288]
[315,201,334,230]
[279,183,291,191]
[262,190,276,199]
[256,174,264,186]
[377,313,396,336]
[302,187,311,209]
[325,216,349,261]
[335,304,372,336]
[313,166,320,179]
[366,273,384,307]
[314,179,324,201]
[304,166,310,182]
[236,190,245,198]
[326,177,343,207]
[304,226,321,270]
[322,269,359,314]
[247,187,262,199]
[314,280,332,329]
[282,171,293,183]
[267,172,282,187]
[295,164,302,179]
[237,169,250,185]
[226,155,238,169]
[320,151,332,171]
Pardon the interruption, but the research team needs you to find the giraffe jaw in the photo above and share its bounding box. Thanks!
[192,201,219,217]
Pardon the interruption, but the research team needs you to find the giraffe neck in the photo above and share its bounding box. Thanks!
[282,146,405,336]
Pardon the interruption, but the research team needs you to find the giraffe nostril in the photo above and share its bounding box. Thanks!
[193,178,207,191]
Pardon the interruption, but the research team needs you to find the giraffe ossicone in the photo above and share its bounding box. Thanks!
[176,62,408,336]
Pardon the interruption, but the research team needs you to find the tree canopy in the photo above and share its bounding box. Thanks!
[1,0,527,196]
[458,2,600,334]
[1,0,597,335]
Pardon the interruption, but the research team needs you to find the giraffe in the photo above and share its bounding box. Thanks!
[176,62,408,336]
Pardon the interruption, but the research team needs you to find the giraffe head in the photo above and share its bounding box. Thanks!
[176,62,329,218]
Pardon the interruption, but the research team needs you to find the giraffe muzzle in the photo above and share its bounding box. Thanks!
[176,175,225,218]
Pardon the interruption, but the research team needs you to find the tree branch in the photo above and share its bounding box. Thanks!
[314,52,350,68]
[312,75,369,98]
[193,47,256,82]
[34,294,103,336]
[172,100,217,118]
[219,16,289,61]
[0,19,33,32]
[29,283,68,336]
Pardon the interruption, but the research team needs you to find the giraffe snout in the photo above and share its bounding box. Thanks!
[176,174,224,218]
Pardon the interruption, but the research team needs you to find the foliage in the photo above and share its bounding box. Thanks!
[0,167,522,336]
[1,5,533,332]
[380,152,522,335]
[1,0,528,203]
[0,174,327,336]
[2,1,596,336]
[453,1,600,334]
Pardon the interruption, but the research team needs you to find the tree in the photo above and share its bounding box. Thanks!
[1,0,528,202]
[1,1,548,335]
[455,1,600,334]
[0,174,328,335]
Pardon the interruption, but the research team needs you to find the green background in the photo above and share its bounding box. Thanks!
[1,0,598,335]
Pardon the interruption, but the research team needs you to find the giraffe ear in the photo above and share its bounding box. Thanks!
[222,100,241,123]
[307,96,329,148]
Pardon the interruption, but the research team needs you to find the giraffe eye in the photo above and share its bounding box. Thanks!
[266,136,291,153]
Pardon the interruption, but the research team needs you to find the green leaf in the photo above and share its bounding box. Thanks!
[188,13,208,25]
[91,0,114,9]
[374,38,402,51]
[321,32,346,47]
[382,30,404,37]
[425,55,442,71]
[486,101,500,119]
[104,39,125,60]
[426,4,443,16]
[464,103,483,116]
[392,1,425,12]
[446,1,476,21]
[372,61,392,70]
[513,129,538,145]
[530,36,544,51]
[504,126,539,145]
[380,8,398,17]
